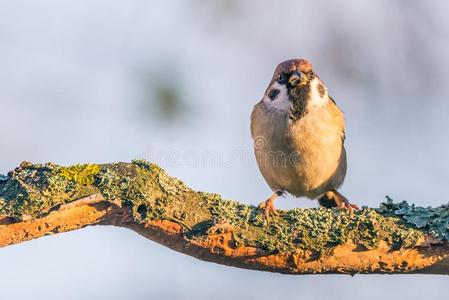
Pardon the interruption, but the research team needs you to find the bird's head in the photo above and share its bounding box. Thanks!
[274,59,312,89]
[263,59,329,120]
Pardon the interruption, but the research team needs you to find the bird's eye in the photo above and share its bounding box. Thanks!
[278,73,285,83]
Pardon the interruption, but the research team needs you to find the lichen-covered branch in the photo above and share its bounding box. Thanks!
[1,161,449,275]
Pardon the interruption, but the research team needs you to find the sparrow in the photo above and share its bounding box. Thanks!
[251,59,359,220]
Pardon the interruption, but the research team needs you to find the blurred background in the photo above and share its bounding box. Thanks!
[1,0,449,299]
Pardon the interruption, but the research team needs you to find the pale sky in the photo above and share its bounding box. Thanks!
[1,1,449,299]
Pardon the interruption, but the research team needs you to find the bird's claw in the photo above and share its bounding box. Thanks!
[258,199,278,222]
[338,200,361,214]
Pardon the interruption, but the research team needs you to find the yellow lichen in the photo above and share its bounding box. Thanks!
[57,164,100,185]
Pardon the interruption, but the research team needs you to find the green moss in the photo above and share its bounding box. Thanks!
[0,162,101,219]
[205,199,424,254]
[131,159,161,172]
[0,160,444,256]
[93,160,198,225]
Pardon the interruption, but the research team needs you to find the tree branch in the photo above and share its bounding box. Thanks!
[1,160,449,275]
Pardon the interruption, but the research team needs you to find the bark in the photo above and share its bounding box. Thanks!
[1,160,449,275]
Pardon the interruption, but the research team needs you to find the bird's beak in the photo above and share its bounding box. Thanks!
[288,71,308,87]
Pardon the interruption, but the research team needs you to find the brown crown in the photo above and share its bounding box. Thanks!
[277,59,313,74]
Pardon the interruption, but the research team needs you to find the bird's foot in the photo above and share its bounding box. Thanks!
[338,199,360,213]
[259,199,278,221]
[258,192,281,222]
[318,189,360,213]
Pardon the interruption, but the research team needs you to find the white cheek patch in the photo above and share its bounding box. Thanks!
[262,81,291,112]
[308,78,329,107]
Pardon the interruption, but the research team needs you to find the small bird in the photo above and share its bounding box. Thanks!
[251,59,359,220]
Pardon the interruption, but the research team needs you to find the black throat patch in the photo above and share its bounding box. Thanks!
[287,84,310,121]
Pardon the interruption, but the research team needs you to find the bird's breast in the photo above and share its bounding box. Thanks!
[289,105,345,191]
[251,101,346,198]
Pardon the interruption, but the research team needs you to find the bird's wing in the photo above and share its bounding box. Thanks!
[250,100,264,139]
[329,95,346,142]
